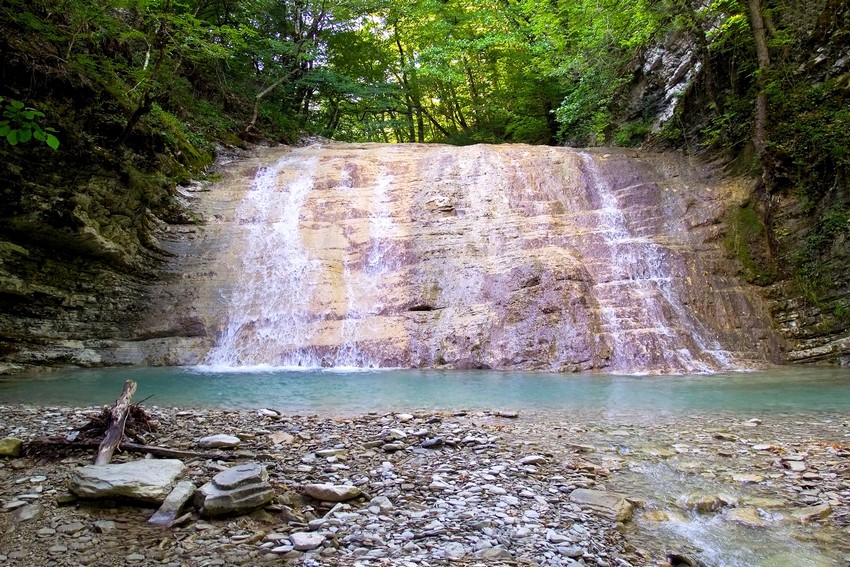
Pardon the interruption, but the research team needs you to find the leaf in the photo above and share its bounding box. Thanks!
[46,134,60,149]
[7,130,18,145]
[33,130,46,141]
[0,124,10,137]
[11,101,24,110]
[18,128,32,143]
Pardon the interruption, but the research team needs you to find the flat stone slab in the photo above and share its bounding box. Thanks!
[569,489,634,522]
[726,507,767,528]
[213,463,267,489]
[197,434,241,448]
[303,483,362,502]
[194,463,274,517]
[69,459,185,503]
[792,503,832,523]
[148,481,197,526]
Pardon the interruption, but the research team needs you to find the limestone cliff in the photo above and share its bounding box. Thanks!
[138,143,781,374]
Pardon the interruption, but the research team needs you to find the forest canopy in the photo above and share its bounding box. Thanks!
[1,1,848,245]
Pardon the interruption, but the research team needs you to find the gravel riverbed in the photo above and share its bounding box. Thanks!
[1,405,849,566]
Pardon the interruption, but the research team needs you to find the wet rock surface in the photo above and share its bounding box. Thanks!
[0,404,848,566]
[147,143,782,374]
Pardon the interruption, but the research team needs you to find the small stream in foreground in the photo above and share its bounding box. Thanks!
[2,366,849,567]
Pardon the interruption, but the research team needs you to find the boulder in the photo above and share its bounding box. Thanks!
[303,483,362,502]
[148,481,197,526]
[569,488,634,522]
[194,463,274,517]
[0,437,23,457]
[69,459,185,503]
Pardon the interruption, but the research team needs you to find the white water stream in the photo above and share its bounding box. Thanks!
[205,153,322,367]
[577,153,735,373]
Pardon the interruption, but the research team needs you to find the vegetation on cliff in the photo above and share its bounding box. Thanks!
[1,0,848,364]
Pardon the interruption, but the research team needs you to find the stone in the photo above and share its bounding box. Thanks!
[0,438,23,457]
[518,455,546,465]
[270,432,295,444]
[368,496,394,514]
[569,489,634,522]
[12,503,41,523]
[56,521,86,534]
[792,504,832,523]
[94,520,116,533]
[149,481,197,526]
[194,463,274,517]
[290,532,325,551]
[475,546,513,560]
[726,507,767,528]
[212,463,265,490]
[442,542,467,561]
[783,460,807,472]
[732,473,764,484]
[303,483,362,502]
[746,497,786,509]
[69,459,185,503]
[197,434,241,448]
[678,493,736,513]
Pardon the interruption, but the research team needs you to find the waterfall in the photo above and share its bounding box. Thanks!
[576,152,735,373]
[204,152,322,368]
[186,143,779,373]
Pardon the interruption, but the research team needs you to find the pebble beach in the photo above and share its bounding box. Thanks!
[1,405,849,566]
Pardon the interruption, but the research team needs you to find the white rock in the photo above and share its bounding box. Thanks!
[290,531,325,551]
[70,459,185,503]
[518,455,546,465]
[197,434,241,448]
[303,483,362,502]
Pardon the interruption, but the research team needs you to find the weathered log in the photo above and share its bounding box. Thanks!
[94,379,137,465]
[26,437,238,461]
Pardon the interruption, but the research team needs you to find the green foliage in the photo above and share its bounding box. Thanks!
[0,97,59,149]
[724,201,777,285]
[613,120,652,147]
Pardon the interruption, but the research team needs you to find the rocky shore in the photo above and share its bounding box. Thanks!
[1,405,849,566]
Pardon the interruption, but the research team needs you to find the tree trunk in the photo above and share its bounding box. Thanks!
[745,0,770,159]
[94,379,137,465]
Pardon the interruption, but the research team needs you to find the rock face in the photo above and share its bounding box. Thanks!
[145,143,781,374]
[0,143,792,373]
[69,459,185,503]
[194,463,274,517]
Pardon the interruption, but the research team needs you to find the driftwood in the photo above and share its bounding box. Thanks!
[25,437,237,461]
[94,379,137,465]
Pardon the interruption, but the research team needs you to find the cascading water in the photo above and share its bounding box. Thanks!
[187,143,780,373]
[204,153,322,367]
[576,152,735,373]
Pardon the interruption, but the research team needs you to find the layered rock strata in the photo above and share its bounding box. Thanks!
[145,143,781,373]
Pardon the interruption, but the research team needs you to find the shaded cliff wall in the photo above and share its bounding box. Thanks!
[614,2,850,366]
